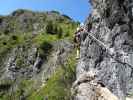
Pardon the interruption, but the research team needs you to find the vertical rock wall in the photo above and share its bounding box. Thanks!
[74,0,133,100]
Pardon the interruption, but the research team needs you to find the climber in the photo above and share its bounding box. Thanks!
[74,23,85,59]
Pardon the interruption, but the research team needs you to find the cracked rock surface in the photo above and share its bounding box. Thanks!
[74,0,133,100]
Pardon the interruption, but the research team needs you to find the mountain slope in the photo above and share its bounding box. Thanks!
[0,9,78,100]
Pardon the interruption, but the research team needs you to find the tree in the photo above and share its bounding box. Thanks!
[46,22,54,34]
[57,27,63,39]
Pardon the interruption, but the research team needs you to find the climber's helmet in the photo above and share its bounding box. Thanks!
[75,23,85,34]
[76,27,80,31]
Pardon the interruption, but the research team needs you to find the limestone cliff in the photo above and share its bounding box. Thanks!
[74,0,133,100]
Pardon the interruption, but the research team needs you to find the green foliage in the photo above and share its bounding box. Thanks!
[0,34,25,62]
[46,22,63,36]
[64,32,70,37]
[33,33,56,46]
[33,33,57,60]
[39,41,53,59]
[11,35,18,40]
[12,9,26,16]
[0,13,78,67]
[57,27,63,39]
[27,51,76,100]
[3,30,10,35]
[0,17,3,23]
[16,58,24,68]
[46,21,54,34]
[0,79,34,100]
[62,14,72,20]
[0,10,78,100]
[0,79,14,100]
[50,10,60,14]
[0,79,13,91]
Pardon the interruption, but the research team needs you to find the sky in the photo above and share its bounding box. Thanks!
[0,0,91,22]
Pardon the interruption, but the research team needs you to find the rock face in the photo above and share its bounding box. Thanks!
[2,39,73,81]
[0,9,73,34]
[75,0,133,100]
[0,39,74,99]
[0,10,78,99]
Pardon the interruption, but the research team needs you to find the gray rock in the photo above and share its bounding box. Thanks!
[75,0,133,100]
